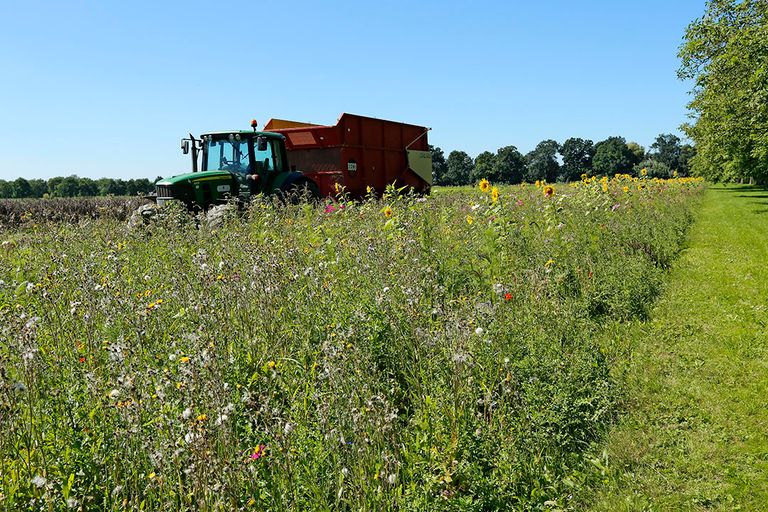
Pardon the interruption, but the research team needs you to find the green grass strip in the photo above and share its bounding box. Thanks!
[588,184,768,510]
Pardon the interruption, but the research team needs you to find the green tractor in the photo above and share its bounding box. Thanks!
[154,120,319,210]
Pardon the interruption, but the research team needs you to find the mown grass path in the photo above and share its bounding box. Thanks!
[588,185,768,510]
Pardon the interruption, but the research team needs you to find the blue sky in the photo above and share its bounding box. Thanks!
[0,0,705,180]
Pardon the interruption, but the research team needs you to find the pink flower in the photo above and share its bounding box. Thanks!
[250,444,266,460]
[516,200,524,207]
[324,204,337,214]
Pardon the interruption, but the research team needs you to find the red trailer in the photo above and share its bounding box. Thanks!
[264,113,432,197]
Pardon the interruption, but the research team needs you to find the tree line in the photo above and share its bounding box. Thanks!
[0,176,157,199]
[430,133,695,186]
[678,0,768,185]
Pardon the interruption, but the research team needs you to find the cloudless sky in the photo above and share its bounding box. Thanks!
[0,0,705,180]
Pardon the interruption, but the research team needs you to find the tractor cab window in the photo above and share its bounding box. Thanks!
[253,138,276,175]
[204,138,251,173]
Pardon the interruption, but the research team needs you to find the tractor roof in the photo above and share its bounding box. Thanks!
[201,131,285,139]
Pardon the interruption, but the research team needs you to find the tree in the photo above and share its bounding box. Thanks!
[28,179,47,198]
[679,0,768,184]
[54,175,81,197]
[634,159,672,178]
[679,144,696,176]
[525,140,560,182]
[471,151,496,183]
[493,145,527,184]
[429,145,449,186]
[559,138,594,181]
[77,177,98,197]
[444,151,474,186]
[626,142,645,167]
[11,178,32,198]
[0,181,12,198]
[648,134,683,170]
[592,136,636,176]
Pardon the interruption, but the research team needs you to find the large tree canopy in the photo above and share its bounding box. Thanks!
[444,151,474,186]
[493,145,527,184]
[525,140,560,183]
[592,137,637,176]
[559,138,594,182]
[679,0,768,184]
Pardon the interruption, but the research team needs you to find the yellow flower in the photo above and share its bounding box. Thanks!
[334,182,341,193]
[641,168,648,177]
[637,184,645,190]
[491,186,499,203]
[196,414,207,422]
[622,186,629,193]
[543,185,555,197]
[466,215,473,225]
[382,206,393,218]
[545,259,555,267]
[535,180,541,188]
[478,178,490,193]
[179,356,190,364]
[673,170,679,178]
[267,360,276,369]
[148,472,156,480]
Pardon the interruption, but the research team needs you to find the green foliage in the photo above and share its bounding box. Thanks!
[525,140,560,183]
[493,145,527,184]
[592,137,637,176]
[634,158,672,179]
[679,0,768,184]
[430,145,449,186]
[0,180,703,510]
[559,138,595,182]
[444,150,474,186]
[0,176,154,199]
[471,151,496,184]
[625,142,646,165]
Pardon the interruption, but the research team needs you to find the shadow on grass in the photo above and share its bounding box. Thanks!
[711,185,767,193]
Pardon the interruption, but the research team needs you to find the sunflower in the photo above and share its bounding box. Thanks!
[491,186,499,203]
[622,186,629,193]
[479,178,490,193]
[543,185,555,198]
[382,206,393,218]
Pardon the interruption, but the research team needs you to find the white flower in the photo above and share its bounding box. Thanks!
[504,357,510,364]
[283,422,294,435]
[31,475,46,488]
[185,432,196,444]
[66,498,78,509]
[182,408,193,420]
[475,327,484,336]
[108,389,120,399]
[383,287,390,293]
[341,467,349,477]
[387,473,397,485]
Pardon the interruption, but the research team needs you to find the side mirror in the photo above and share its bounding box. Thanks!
[257,136,268,152]
[181,139,190,155]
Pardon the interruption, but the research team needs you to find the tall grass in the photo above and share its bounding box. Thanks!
[0,177,703,511]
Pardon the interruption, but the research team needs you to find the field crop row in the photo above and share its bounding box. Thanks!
[0,177,703,511]
[0,196,150,231]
